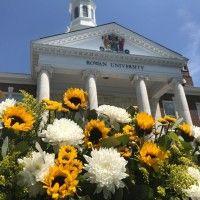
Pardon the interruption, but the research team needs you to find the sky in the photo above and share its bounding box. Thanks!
[0,0,200,86]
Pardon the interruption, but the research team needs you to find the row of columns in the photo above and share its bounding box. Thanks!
[36,67,193,125]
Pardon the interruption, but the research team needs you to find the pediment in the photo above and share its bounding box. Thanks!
[33,23,187,61]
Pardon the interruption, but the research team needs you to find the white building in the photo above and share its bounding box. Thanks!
[1,0,200,126]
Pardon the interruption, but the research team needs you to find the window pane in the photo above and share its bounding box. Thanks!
[163,101,176,116]
[74,7,79,18]
[83,5,88,17]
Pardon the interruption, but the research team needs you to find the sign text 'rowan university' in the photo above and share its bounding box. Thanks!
[86,60,144,71]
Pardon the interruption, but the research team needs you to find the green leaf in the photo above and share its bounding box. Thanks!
[15,141,30,154]
[168,132,180,142]
[157,135,172,151]
[101,136,121,148]
[172,118,183,130]
[1,136,9,157]
[87,109,98,120]
[112,121,121,132]
[118,135,129,146]
[132,185,153,200]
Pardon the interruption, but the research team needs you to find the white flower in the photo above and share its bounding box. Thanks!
[84,148,128,199]
[185,184,200,200]
[184,167,200,200]
[193,126,200,142]
[18,151,55,183]
[0,98,16,117]
[40,118,84,146]
[97,105,131,124]
[188,167,200,181]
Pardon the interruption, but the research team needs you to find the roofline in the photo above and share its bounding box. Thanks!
[32,22,188,61]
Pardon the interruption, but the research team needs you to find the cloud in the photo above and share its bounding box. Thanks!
[178,8,200,86]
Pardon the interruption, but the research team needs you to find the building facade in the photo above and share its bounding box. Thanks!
[1,0,200,126]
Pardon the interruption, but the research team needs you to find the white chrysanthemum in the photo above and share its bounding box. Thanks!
[188,167,200,181]
[18,151,55,183]
[84,148,128,199]
[0,98,16,117]
[97,105,131,124]
[185,184,200,200]
[41,118,84,146]
[193,126,200,142]
[184,167,200,200]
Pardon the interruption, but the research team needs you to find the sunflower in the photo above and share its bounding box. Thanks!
[123,125,138,141]
[118,147,132,158]
[56,146,78,166]
[158,117,168,124]
[135,112,155,136]
[63,88,88,111]
[43,165,78,199]
[84,119,110,148]
[139,142,169,170]
[164,115,176,123]
[43,99,68,112]
[67,159,83,178]
[178,123,193,141]
[2,106,35,132]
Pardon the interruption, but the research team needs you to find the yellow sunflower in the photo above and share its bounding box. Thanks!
[63,88,88,111]
[164,115,176,123]
[123,125,138,141]
[135,112,155,135]
[178,123,193,141]
[2,106,35,132]
[139,142,169,170]
[43,99,68,112]
[56,146,78,166]
[43,165,78,200]
[66,159,83,178]
[84,119,110,148]
[157,117,168,124]
[118,147,132,158]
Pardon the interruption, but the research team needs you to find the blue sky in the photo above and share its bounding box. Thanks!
[0,0,200,86]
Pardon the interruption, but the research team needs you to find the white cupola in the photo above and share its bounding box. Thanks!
[69,0,97,32]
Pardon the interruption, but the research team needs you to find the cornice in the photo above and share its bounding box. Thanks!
[32,43,186,70]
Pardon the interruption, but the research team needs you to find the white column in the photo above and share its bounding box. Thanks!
[151,98,161,119]
[82,70,99,110]
[37,69,51,101]
[173,79,193,125]
[133,76,151,114]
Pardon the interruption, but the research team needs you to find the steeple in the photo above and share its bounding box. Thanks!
[69,0,97,32]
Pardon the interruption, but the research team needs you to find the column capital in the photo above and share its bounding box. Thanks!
[130,74,150,84]
[35,65,54,78]
[169,77,185,87]
[82,69,101,80]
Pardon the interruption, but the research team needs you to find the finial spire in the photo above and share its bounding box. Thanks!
[68,0,97,32]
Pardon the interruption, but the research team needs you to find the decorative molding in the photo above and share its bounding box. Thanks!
[82,69,101,79]
[35,65,54,78]
[32,43,186,72]
[130,74,150,84]
[37,23,186,60]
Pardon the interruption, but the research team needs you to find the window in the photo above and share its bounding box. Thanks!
[196,103,200,120]
[82,5,88,17]
[74,7,79,19]
[91,9,94,19]
[162,100,176,117]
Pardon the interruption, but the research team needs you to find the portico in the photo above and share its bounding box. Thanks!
[33,40,192,125]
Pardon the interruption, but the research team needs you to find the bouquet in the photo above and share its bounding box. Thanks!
[0,88,199,200]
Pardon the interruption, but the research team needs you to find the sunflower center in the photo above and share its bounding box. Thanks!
[52,176,66,186]
[89,128,102,144]
[10,116,24,126]
[146,153,157,159]
[70,97,81,106]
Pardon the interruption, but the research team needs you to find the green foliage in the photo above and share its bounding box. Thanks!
[0,152,29,199]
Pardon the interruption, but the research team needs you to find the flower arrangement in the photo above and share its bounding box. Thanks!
[0,88,200,200]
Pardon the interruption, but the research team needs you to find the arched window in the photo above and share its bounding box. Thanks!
[83,5,88,17]
[74,7,79,19]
